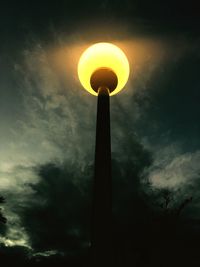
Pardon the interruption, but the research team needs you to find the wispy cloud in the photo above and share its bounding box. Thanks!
[146,144,200,192]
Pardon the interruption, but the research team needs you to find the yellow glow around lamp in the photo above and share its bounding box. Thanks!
[78,42,130,96]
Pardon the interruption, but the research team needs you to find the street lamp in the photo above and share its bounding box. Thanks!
[78,42,129,266]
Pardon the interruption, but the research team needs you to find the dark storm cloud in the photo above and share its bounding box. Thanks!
[18,134,152,252]
[20,162,92,252]
[0,135,153,264]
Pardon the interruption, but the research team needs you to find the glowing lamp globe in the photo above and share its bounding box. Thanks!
[78,42,130,96]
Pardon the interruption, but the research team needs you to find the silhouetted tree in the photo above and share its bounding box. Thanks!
[158,189,193,219]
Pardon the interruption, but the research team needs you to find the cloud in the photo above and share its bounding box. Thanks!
[0,164,37,248]
[149,150,200,189]
[19,162,92,252]
[144,144,200,213]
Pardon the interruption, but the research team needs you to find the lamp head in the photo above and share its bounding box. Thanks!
[90,67,118,93]
[78,42,129,96]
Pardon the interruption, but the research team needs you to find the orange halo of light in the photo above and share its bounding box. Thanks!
[78,42,130,96]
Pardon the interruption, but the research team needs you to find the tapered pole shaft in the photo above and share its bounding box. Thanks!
[91,87,112,266]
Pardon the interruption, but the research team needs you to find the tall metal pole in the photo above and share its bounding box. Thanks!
[91,86,112,266]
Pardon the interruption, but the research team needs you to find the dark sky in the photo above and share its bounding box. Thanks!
[0,1,200,266]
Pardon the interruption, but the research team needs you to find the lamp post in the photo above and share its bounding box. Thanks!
[78,43,129,266]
